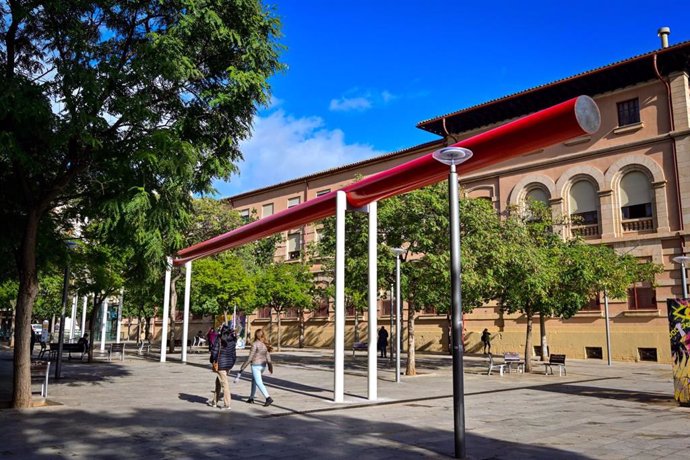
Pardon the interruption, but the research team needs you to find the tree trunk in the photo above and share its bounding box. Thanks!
[168,274,181,353]
[12,210,41,408]
[298,307,305,348]
[87,296,100,363]
[524,307,534,373]
[405,305,417,376]
[354,309,360,342]
[446,311,452,355]
[539,311,548,361]
[276,309,282,352]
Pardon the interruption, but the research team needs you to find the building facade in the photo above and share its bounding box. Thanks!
[227,39,690,364]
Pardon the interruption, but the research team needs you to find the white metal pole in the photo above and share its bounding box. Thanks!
[334,191,346,403]
[81,296,87,337]
[604,290,612,366]
[116,288,123,344]
[100,299,107,352]
[69,295,78,342]
[182,261,192,363]
[160,257,172,362]
[367,201,378,401]
[395,254,401,383]
[681,262,688,299]
[389,284,394,367]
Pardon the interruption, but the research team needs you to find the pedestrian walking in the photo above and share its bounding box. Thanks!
[206,326,218,351]
[481,328,491,355]
[30,329,37,355]
[377,326,389,358]
[237,329,274,407]
[207,325,237,410]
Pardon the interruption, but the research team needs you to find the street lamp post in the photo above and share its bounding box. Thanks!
[673,255,690,299]
[56,241,77,380]
[391,248,405,383]
[432,146,473,459]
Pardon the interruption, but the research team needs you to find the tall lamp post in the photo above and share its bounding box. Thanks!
[673,255,690,299]
[391,248,405,383]
[56,240,77,380]
[432,146,473,459]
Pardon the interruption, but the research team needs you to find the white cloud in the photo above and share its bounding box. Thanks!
[381,90,397,103]
[214,109,383,197]
[329,96,372,112]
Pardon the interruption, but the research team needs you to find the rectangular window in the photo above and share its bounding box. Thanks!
[346,305,356,317]
[284,307,298,318]
[239,209,250,222]
[287,197,300,208]
[621,203,652,220]
[585,347,603,359]
[617,98,640,127]
[316,189,331,197]
[287,232,301,260]
[627,285,656,310]
[262,203,274,218]
[314,300,329,317]
[381,299,392,316]
[257,307,271,319]
[571,211,599,226]
[582,295,601,311]
[638,348,658,362]
[422,305,437,315]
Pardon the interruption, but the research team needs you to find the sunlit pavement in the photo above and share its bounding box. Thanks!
[1,345,687,459]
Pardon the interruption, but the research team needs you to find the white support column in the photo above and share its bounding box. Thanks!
[367,200,378,401]
[116,288,123,344]
[160,257,172,362]
[69,295,78,341]
[181,261,192,363]
[334,191,346,403]
[100,299,107,352]
[81,296,87,336]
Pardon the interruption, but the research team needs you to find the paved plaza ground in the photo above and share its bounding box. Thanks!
[1,344,688,459]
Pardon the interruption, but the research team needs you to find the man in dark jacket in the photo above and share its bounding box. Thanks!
[207,325,237,409]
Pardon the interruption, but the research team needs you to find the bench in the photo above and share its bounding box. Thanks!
[48,342,87,361]
[108,343,125,361]
[137,340,151,355]
[504,352,525,373]
[31,361,51,398]
[544,354,566,376]
[487,353,506,376]
[352,341,368,357]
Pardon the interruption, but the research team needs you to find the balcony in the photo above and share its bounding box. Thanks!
[621,217,654,232]
[571,224,600,238]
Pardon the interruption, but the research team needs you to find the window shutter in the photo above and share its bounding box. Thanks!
[569,180,598,213]
[620,172,652,206]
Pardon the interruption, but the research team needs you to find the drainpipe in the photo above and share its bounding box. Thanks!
[652,53,684,247]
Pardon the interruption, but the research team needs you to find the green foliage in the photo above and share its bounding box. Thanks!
[1,0,285,304]
[190,252,254,316]
[253,262,312,312]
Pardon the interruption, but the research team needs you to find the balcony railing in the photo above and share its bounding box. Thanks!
[622,217,654,232]
[571,224,600,238]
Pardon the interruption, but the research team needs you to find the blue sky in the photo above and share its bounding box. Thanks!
[214,0,690,198]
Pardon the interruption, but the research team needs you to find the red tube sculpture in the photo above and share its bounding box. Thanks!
[174,96,600,266]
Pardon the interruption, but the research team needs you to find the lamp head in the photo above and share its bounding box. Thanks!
[431,147,473,166]
[391,247,405,257]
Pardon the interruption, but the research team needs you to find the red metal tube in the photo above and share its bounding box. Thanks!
[174,96,599,266]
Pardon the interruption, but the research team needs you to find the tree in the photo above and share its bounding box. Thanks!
[497,202,663,371]
[253,263,312,351]
[1,1,284,407]
[379,183,504,375]
[190,252,254,322]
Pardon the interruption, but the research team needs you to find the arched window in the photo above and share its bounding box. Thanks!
[569,180,599,225]
[620,171,652,220]
[619,171,654,232]
[525,187,549,205]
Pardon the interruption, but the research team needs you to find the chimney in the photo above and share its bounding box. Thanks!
[658,27,671,48]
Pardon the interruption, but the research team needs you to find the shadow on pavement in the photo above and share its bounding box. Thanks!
[0,405,593,459]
